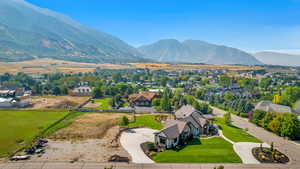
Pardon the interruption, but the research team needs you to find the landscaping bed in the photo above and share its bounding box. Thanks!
[252,147,289,164]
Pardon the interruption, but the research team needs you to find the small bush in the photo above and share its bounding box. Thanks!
[119,116,129,126]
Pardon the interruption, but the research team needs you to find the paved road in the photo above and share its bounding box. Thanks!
[0,162,297,169]
[212,106,300,166]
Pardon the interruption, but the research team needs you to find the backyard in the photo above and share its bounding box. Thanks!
[126,115,164,130]
[214,118,262,143]
[0,110,68,157]
[153,137,242,163]
[84,98,112,109]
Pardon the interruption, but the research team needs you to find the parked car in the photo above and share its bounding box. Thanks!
[10,155,30,161]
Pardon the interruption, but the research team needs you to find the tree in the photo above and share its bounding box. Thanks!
[281,113,300,139]
[219,75,233,87]
[224,92,235,101]
[261,112,276,129]
[280,86,300,106]
[160,92,172,112]
[251,110,266,126]
[224,112,232,125]
[268,114,283,135]
[92,87,103,98]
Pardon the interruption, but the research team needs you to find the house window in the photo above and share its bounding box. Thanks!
[159,137,166,144]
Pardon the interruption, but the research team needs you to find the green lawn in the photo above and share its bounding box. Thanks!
[214,118,262,143]
[0,110,68,157]
[127,115,163,130]
[153,137,242,163]
[88,98,112,109]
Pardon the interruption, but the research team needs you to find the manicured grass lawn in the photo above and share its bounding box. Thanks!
[0,110,68,157]
[214,118,262,143]
[127,115,163,130]
[153,137,242,163]
[88,98,112,109]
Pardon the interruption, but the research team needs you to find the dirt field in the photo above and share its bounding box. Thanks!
[0,59,132,74]
[30,113,132,162]
[28,95,89,110]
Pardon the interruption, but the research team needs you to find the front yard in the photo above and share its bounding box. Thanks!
[153,137,242,163]
[126,115,164,130]
[214,118,262,143]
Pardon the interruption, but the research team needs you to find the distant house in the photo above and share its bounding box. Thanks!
[72,86,92,96]
[0,85,31,108]
[254,101,293,113]
[154,105,211,149]
[128,92,158,107]
[0,84,26,97]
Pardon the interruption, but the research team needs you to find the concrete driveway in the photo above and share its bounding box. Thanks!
[120,128,158,164]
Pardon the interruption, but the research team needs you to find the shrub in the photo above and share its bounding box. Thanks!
[119,116,129,126]
[281,113,300,139]
[251,110,267,126]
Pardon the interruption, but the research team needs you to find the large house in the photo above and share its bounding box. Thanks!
[128,91,158,107]
[154,105,211,149]
[72,86,93,96]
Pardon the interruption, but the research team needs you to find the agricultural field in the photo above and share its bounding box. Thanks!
[153,137,242,163]
[0,110,68,157]
[214,118,262,143]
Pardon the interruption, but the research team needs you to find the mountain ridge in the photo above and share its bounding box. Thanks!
[254,51,300,66]
[138,39,263,65]
[0,0,148,63]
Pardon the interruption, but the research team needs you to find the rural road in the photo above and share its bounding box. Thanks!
[0,162,296,169]
[211,106,300,166]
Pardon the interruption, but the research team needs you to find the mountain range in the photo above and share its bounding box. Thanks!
[253,51,300,67]
[138,39,263,65]
[0,0,297,66]
[0,0,147,63]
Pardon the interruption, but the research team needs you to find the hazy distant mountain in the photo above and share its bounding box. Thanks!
[138,39,262,65]
[0,0,147,63]
[254,51,300,66]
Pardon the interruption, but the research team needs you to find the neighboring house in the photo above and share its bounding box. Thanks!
[0,84,26,97]
[72,86,92,96]
[0,85,31,108]
[128,92,157,107]
[154,105,211,149]
[254,101,293,113]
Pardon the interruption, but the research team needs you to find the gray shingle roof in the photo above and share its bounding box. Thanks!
[157,120,188,139]
[175,104,198,118]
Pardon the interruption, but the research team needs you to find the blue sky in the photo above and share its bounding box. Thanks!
[27,0,300,52]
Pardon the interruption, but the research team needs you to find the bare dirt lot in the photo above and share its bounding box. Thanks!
[27,95,89,110]
[30,113,131,162]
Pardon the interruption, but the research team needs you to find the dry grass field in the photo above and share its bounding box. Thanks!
[50,113,131,140]
[0,59,273,75]
[28,95,89,110]
[0,59,131,74]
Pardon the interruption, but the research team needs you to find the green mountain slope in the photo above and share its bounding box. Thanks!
[0,0,147,63]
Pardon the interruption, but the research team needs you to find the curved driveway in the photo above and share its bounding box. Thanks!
[120,128,158,164]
